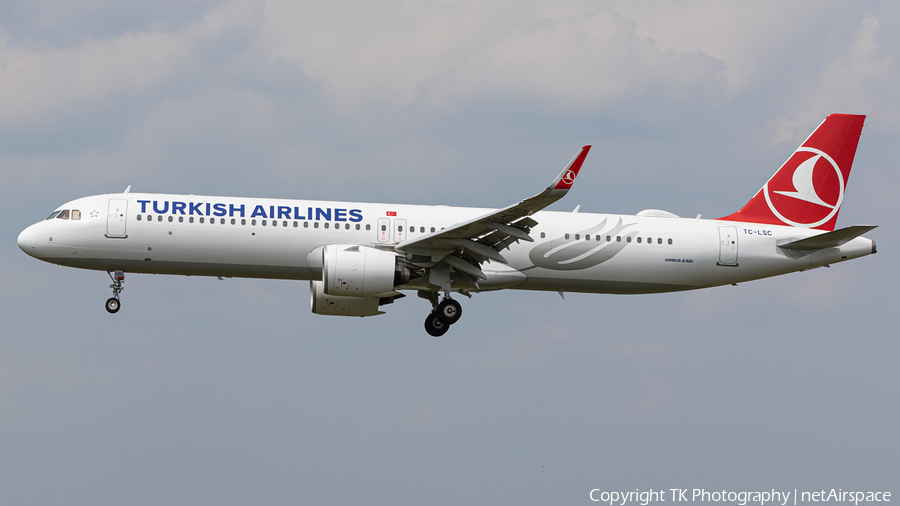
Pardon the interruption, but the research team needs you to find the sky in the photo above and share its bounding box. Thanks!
[1,1,898,504]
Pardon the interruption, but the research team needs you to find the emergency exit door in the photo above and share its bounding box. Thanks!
[393,218,407,243]
[377,217,390,242]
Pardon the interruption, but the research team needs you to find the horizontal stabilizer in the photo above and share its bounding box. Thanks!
[777,225,877,251]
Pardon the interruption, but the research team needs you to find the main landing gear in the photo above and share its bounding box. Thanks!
[421,292,463,337]
[106,270,124,314]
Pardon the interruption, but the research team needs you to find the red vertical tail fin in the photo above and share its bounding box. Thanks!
[718,113,866,231]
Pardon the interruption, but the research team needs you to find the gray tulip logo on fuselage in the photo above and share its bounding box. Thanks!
[525,217,637,271]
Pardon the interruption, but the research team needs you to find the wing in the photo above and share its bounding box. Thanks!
[395,145,591,283]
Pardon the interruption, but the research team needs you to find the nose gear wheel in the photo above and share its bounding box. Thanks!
[105,297,120,313]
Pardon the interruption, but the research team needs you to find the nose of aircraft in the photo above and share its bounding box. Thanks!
[17,225,36,256]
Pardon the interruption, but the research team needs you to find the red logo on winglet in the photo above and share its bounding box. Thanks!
[554,145,591,190]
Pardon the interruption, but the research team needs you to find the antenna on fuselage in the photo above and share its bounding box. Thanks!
[123,185,132,194]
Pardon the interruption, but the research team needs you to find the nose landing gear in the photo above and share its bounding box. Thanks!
[421,291,463,337]
[106,270,124,314]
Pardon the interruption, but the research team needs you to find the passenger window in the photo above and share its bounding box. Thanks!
[366,224,371,231]
[626,236,631,243]
[616,236,621,242]
[657,238,662,244]
[596,235,601,241]
[355,224,360,230]
[231,218,236,225]
[178,216,183,223]
[381,225,387,231]
[251,219,256,225]
[607,236,611,242]
[324,222,329,229]
[189,217,194,223]
[200,217,205,224]
[430,227,435,232]
[420,227,425,233]
[262,220,267,226]
[314,222,319,228]
[57,210,70,220]
[398,226,403,232]
[668,238,673,245]
[293,221,298,227]
[46,211,61,220]
[637,237,642,243]
[575,234,580,240]
[304,222,309,228]
[345,223,350,230]
[565,233,570,240]
[71,210,81,220]
[137,214,142,221]
[585,235,590,241]
[540,232,546,239]
[158,216,163,222]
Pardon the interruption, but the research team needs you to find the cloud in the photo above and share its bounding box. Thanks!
[0,0,262,133]
[771,14,900,144]
[258,0,724,114]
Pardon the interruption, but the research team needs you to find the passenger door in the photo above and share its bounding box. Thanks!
[106,199,128,238]
[718,226,738,266]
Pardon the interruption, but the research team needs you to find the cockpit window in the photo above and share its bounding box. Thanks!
[71,210,81,220]
[56,209,70,220]
[46,211,61,220]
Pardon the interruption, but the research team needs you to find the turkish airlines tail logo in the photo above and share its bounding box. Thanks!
[718,113,865,231]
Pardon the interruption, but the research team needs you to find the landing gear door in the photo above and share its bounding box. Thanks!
[718,226,738,266]
[377,217,390,242]
[107,199,128,238]
[393,218,407,243]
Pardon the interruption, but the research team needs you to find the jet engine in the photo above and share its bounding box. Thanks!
[310,280,383,317]
[321,244,410,297]
[309,280,406,317]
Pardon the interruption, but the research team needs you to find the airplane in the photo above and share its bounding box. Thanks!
[17,113,876,336]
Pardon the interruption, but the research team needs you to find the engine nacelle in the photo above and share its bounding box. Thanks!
[310,280,383,317]
[322,244,408,297]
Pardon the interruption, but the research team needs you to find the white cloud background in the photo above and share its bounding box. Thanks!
[1,1,898,504]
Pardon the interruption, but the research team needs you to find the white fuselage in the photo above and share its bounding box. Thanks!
[17,192,876,295]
